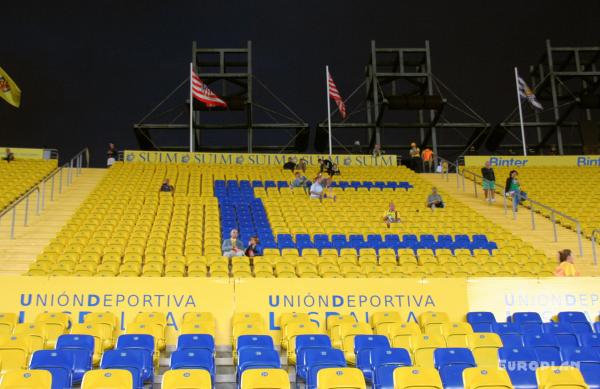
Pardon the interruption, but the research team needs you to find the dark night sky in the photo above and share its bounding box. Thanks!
[2,0,599,165]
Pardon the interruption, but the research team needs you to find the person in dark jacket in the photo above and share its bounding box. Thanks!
[481,161,496,203]
[283,157,296,172]
[504,170,526,212]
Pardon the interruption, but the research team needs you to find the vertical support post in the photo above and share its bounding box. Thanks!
[514,67,527,156]
[503,192,508,215]
[10,207,16,239]
[551,211,558,242]
[546,40,564,154]
[461,173,465,192]
[530,203,535,230]
[189,62,194,153]
[455,160,459,190]
[592,233,598,266]
[370,40,381,146]
[41,180,46,210]
[576,222,583,256]
[473,175,478,198]
[247,40,253,153]
[36,187,40,216]
[425,40,439,156]
[50,175,55,201]
[59,168,63,194]
[326,65,333,157]
[24,196,29,226]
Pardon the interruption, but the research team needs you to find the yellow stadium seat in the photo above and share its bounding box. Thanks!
[0,369,52,388]
[467,333,503,367]
[327,315,357,348]
[241,368,290,389]
[0,313,17,339]
[0,336,32,374]
[13,323,45,351]
[317,367,366,389]
[410,334,447,367]
[536,366,588,389]
[162,369,212,389]
[393,366,443,389]
[126,321,165,351]
[371,311,403,332]
[182,312,216,324]
[81,369,133,389]
[35,312,70,348]
[69,324,105,364]
[439,322,474,347]
[232,321,267,349]
[462,367,513,389]
[419,311,450,334]
[84,312,117,349]
[387,322,422,349]
[337,323,373,364]
[282,321,320,350]
[233,312,264,327]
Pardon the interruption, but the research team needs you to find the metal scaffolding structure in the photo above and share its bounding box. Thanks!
[133,41,308,152]
[316,40,490,157]
[495,40,600,155]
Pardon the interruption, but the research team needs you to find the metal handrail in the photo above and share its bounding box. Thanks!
[459,166,585,256]
[591,229,600,266]
[0,147,89,239]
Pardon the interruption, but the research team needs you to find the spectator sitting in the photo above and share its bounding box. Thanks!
[318,157,333,173]
[3,148,14,163]
[554,249,580,277]
[107,143,117,166]
[504,170,526,212]
[283,157,296,172]
[321,177,337,201]
[382,201,401,228]
[328,163,341,176]
[295,158,308,173]
[291,171,308,188]
[426,187,444,209]
[160,178,174,192]
[222,229,245,258]
[245,236,261,258]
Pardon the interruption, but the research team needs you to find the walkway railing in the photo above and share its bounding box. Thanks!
[435,156,586,257]
[0,148,89,239]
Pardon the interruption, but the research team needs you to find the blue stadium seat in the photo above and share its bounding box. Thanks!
[542,322,580,348]
[498,347,538,389]
[493,323,524,348]
[55,334,94,383]
[354,335,390,382]
[467,312,497,333]
[237,348,281,379]
[115,334,154,382]
[562,347,600,389]
[371,348,412,389]
[295,335,332,381]
[176,334,215,354]
[512,312,543,333]
[434,348,476,389]
[523,333,562,365]
[237,335,275,353]
[579,333,600,351]
[383,235,400,248]
[101,349,145,389]
[594,322,600,334]
[170,349,215,382]
[30,350,74,389]
[303,348,346,389]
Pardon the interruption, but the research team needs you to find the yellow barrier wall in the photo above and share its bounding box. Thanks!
[464,155,600,167]
[124,150,396,167]
[0,147,45,159]
[4,276,599,345]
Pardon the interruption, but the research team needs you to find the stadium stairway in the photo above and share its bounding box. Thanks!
[0,168,106,275]
[421,173,600,276]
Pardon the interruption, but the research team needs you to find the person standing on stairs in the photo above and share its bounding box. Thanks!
[504,170,526,212]
[481,161,496,203]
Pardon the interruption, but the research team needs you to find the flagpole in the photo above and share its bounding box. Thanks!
[189,62,194,153]
[514,66,527,156]
[326,65,333,157]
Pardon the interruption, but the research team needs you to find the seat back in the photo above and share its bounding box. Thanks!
[0,369,52,388]
[466,333,503,367]
[81,369,133,389]
[393,366,443,389]
[176,334,215,353]
[317,367,366,389]
[536,366,588,389]
[410,334,446,367]
[29,349,74,389]
[240,368,290,389]
[462,367,513,389]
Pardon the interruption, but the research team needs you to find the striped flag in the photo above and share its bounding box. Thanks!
[517,75,543,110]
[327,70,347,119]
[191,68,227,108]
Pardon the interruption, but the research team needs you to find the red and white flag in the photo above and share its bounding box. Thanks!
[191,68,227,108]
[327,70,346,119]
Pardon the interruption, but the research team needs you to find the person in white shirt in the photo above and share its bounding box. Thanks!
[310,177,324,199]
